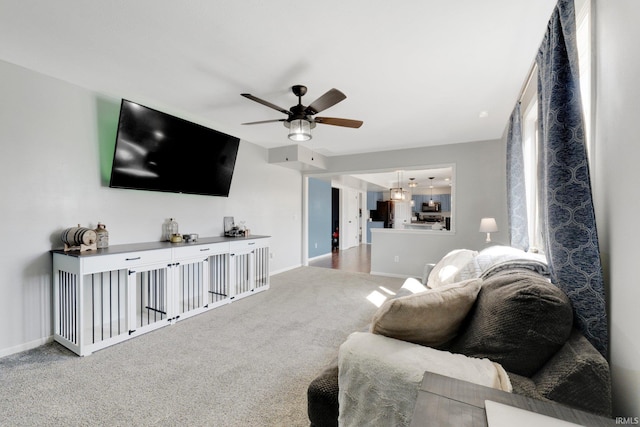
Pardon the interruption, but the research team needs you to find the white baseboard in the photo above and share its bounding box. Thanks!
[370,271,414,279]
[0,336,53,358]
[270,263,303,276]
[307,253,332,262]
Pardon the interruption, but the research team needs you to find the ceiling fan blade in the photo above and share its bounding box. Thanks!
[315,117,363,128]
[305,89,346,115]
[241,93,292,116]
[241,119,286,125]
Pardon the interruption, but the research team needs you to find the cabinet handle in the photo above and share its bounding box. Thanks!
[125,257,141,261]
[248,242,255,245]
[200,248,210,252]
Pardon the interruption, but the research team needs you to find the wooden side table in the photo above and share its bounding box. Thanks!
[409,372,615,426]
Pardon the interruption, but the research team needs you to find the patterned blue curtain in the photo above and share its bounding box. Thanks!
[506,102,529,252]
[536,0,607,356]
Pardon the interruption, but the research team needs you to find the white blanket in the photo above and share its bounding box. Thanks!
[454,245,549,281]
[338,332,512,427]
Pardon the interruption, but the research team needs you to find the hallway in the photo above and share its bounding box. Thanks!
[308,244,371,274]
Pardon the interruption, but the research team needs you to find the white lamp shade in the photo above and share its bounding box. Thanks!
[479,218,498,233]
[288,119,312,141]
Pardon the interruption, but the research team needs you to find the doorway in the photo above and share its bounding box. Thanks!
[308,244,371,273]
[332,187,339,250]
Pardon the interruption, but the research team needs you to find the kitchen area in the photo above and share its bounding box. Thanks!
[363,170,454,242]
[370,199,451,229]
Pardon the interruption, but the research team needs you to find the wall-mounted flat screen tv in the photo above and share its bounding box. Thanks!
[109,99,240,197]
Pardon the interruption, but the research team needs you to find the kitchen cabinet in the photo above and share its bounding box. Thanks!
[440,194,451,212]
[52,236,269,356]
[412,194,451,212]
[367,191,384,211]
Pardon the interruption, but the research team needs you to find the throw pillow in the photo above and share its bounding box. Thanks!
[370,278,482,347]
[427,249,478,288]
[448,270,573,377]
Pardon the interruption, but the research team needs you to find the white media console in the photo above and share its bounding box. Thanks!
[52,236,270,356]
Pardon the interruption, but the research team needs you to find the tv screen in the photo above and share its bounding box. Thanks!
[109,99,240,197]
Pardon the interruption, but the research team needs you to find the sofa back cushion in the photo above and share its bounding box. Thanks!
[449,270,573,377]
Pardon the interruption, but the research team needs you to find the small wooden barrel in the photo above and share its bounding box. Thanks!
[61,226,97,247]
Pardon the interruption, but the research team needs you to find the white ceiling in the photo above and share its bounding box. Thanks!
[0,1,557,156]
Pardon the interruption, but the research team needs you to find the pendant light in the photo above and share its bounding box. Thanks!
[428,177,435,206]
[390,170,405,200]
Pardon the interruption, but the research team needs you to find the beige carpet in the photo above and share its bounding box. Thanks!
[0,266,404,427]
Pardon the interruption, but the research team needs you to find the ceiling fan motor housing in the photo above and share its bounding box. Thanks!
[292,85,307,97]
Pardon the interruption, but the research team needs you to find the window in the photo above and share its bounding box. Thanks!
[520,0,592,253]
[575,0,593,159]
[522,95,542,251]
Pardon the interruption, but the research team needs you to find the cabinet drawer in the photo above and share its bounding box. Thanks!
[172,242,229,259]
[229,238,268,253]
[81,248,172,274]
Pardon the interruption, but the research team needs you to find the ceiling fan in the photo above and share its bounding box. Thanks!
[241,85,363,141]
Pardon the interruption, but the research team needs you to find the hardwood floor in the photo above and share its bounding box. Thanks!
[308,244,371,274]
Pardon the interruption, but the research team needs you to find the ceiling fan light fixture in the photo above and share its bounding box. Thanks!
[288,119,312,141]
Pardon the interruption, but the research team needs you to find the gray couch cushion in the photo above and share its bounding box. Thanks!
[449,269,573,377]
[532,329,612,416]
[307,363,339,427]
[507,372,546,401]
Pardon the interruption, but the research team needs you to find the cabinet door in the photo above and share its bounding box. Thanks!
[441,194,451,212]
[229,240,270,300]
[207,251,231,307]
[82,269,129,348]
[411,195,420,212]
[127,263,171,334]
[367,191,377,210]
[173,257,208,320]
[230,248,254,299]
[253,244,270,290]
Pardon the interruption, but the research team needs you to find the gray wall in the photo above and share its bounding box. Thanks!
[594,0,640,415]
[0,59,303,356]
[323,140,508,277]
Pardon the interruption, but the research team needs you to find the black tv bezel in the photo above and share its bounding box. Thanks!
[108,99,240,197]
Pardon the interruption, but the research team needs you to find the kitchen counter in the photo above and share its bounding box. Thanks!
[405,222,448,231]
[369,227,456,278]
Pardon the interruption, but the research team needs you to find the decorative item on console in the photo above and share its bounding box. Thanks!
[164,218,179,241]
[223,216,249,237]
[61,224,97,252]
[94,222,109,248]
[182,233,198,243]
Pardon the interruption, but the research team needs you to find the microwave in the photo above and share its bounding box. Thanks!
[422,202,441,212]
